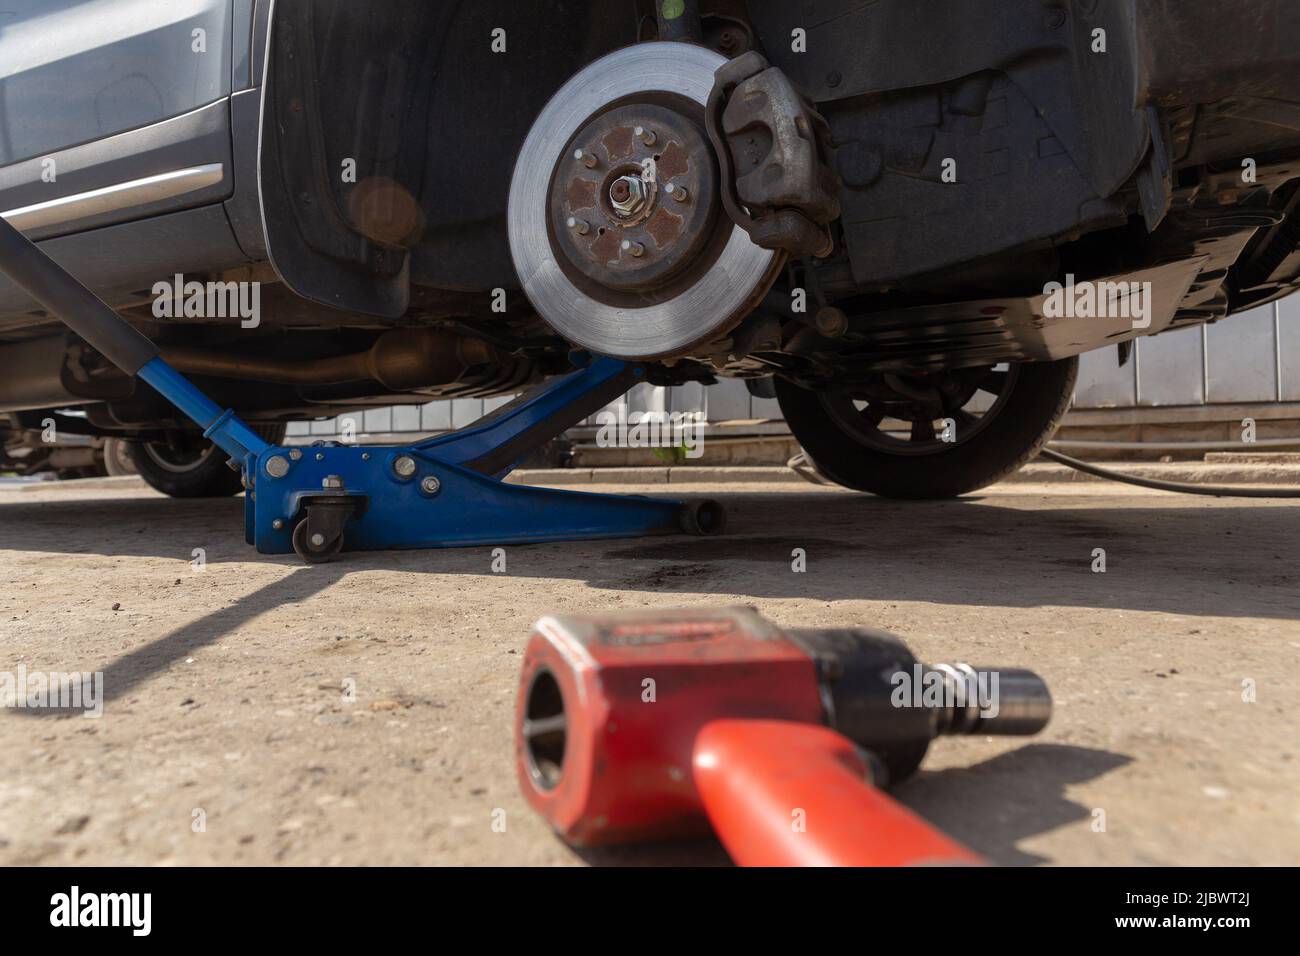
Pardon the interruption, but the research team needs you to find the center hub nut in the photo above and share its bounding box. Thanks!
[609,176,647,217]
[549,102,719,294]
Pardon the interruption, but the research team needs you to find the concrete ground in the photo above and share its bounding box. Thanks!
[0,476,1296,866]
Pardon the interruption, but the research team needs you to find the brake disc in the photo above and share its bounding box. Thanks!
[508,43,783,361]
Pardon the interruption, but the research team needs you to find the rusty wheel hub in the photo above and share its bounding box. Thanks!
[508,43,782,360]
[550,103,719,294]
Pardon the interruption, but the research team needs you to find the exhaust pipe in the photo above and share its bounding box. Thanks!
[0,327,500,413]
[161,327,498,389]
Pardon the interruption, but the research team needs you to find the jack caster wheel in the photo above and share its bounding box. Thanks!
[292,520,344,564]
[291,498,356,563]
[680,499,726,536]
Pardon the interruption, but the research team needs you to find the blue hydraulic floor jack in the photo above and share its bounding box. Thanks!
[0,217,724,563]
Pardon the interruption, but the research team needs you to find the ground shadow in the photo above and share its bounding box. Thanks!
[895,743,1133,865]
[4,487,1296,713]
[2,488,1296,625]
[10,563,346,717]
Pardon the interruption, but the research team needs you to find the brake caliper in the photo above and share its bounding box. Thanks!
[706,51,841,258]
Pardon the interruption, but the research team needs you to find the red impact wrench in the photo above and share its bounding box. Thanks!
[514,607,1051,866]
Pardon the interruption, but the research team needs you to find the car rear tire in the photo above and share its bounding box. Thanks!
[775,357,1078,499]
[126,425,286,499]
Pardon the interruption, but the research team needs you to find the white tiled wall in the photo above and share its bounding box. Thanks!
[1077,297,1298,408]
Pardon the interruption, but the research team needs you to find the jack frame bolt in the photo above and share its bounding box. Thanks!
[574,148,599,169]
[634,126,657,146]
[288,448,302,460]
[567,216,590,235]
[264,455,290,479]
[666,182,689,202]
[420,476,442,496]
[621,239,645,257]
[272,518,285,530]
[322,474,343,490]
[393,455,418,479]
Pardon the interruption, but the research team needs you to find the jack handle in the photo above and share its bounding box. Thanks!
[0,214,267,461]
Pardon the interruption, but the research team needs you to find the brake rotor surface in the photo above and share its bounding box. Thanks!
[508,43,782,360]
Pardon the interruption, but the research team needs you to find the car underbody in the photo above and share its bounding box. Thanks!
[3,0,1300,497]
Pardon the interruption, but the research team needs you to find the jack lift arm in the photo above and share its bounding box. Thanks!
[0,216,724,563]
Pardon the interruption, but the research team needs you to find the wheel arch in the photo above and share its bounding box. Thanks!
[257,0,636,318]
